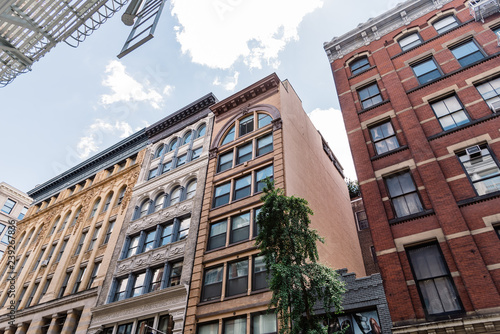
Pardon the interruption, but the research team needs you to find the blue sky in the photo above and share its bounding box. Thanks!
[0,0,396,193]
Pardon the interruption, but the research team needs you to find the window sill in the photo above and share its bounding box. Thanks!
[371,146,409,161]
[205,239,250,254]
[223,292,248,301]
[388,209,435,225]
[198,298,222,306]
[457,190,500,208]
[348,65,377,80]
[428,112,500,141]
[407,51,500,95]
[358,99,391,115]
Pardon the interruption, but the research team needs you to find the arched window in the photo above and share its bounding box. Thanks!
[221,126,235,145]
[350,56,370,75]
[49,216,60,235]
[433,15,459,34]
[59,211,72,232]
[169,187,181,206]
[154,144,165,159]
[154,193,166,212]
[186,180,197,200]
[196,124,206,138]
[21,229,34,248]
[90,198,101,218]
[71,207,82,226]
[139,199,150,218]
[398,33,422,51]
[258,113,272,128]
[102,192,114,212]
[117,186,127,206]
[168,138,178,152]
[182,131,192,145]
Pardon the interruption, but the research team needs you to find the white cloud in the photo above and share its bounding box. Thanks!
[77,119,135,159]
[213,71,239,91]
[163,85,174,96]
[101,60,166,109]
[308,108,357,180]
[171,0,323,69]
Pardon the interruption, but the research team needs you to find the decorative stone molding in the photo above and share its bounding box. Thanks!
[272,118,282,131]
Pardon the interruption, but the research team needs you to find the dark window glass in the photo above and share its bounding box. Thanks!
[169,262,183,286]
[222,126,235,145]
[178,218,190,240]
[258,113,272,128]
[350,57,370,75]
[87,262,100,289]
[237,142,253,164]
[358,83,383,109]
[476,77,500,111]
[197,322,218,334]
[208,220,227,250]
[90,199,100,218]
[495,225,500,239]
[55,240,67,262]
[25,283,39,307]
[255,165,274,193]
[458,145,500,195]
[162,161,172,174]
[450,40,484,67]
[49,217,60,235]
[1,199,15,214]
[159,224,173,246]
[72,267,86,293]
[218,151,233,173]
[213,182,231,207]
[407,243,462,316]
[433,16,459,34]
[59,213,70,232]
[356,211,369,230]
[135,319,154,334]
[192,147,202,160]
[369,121,400,155]
[257,134,273,156]
[431,96,469,131]
[234,175,251,200]
[253,207,262,237]
[103,220,114,244]
[224,317,247,334]
[399,33,422,51]
[226,259,248,297]
[253,255,268,291]
[87,226,100,251]
[58,272,71,298]
[412,58,441,84]
[103,193,113,212]
[75,233,87,255]
[116,323,133,334]
[149,267,164,292]
[252,313,277,334]
[202,266,223,301]
[230,212,250,244]
[176,154,187,167]
[117,188,126,206]
[71,208,81,226]
[385,171,424,218]
[239,115,254,137]
[37,278,51,304]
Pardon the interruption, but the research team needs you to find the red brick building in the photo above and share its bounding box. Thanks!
[324,0,500,332]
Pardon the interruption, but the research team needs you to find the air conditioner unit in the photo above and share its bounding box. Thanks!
[40,260,49,267]
[489,100,500,112]
[466,145,482,159]
[497,31,500,47]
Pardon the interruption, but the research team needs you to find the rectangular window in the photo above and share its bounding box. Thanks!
[37,279,51,304]
[385,171,424,218]
[202,266,223,301]
[148,168,158,180]
[169,262,182,286]
[237,142,253,164]
[358,83,383,109]
[149,266,164,292]
[224,317,247,334]
[218,151,233,173]
[208,220,227,250]
[257,134,273,156]
[32,249,45,271]
[1,233,9,244]
[234,175,252,200]
[72,267,87,293]
[255,165,274,193]
[253,207,262,237]
[103,220,115,245]
[16,287,27,310]
[25,283,39,308]
[230,212,250,244]
[213,182,231,208]
[412,58,441,84]
[1,199,16,214]
[176,154,188,167]
[143,230,156,252]
[113,277,129,301]
[116,323,133,334]
[258,114,272,128]
[45,244,56,263]
[162,161,172,174]
[135,319,154,334]
[433,15,459,34]
[407,243,462,316]
[239,115,254,137]
[58,272,71,298]
[356,211,369,230]
[458,145,500,195]
[178,218,190,240]
[0,223,5,234]
[90,199,100,218]
[56,240,67,262]
[192,147,202,160]
[125,235,140,258]
[131,272,146,297]
[88,227,101,251]
[226,259,248,297]
[431,96,469,131]
[450,40,484,67]
[399,33,421,51]
[252,313,277,334]
[197,322,218,334]
[18,207,28,220]
[350,57,370,75]
[159,223,173,246]
[369,121,400,155]
[87,262,101,289]
[476,77,500,111]
[253,255,268,291]
[75,232,87,255]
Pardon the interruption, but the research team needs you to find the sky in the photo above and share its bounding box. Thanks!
[0,0,398,194]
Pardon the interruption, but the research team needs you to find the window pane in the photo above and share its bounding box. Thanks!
[237,143,253,164]
[252,314,277,334]
[234,175,251,200]
[231,212,250,244]
[198,323,218,334]
[183,131,192,145]
[222,126,235,145]
[460,146,500,195]
[255,166,274,193]
[350,57,370,75]
[170,188,181,205]
[224,317,247,334]
[197,124,207,137]
[258,114,272,128]
[218,151,233,173]
[253,255,268,290]
[176,154,187,167]
[358,83,383,109]
[227,260,248,296]
[239,115,254,137]
[451,41,484,67]
[169,262,182,286]
[257,134,273,156]
[399,33,421,51]
[434,16,458,34]
[214,183,231,207]
[178,218,190,240]
[208,220,227,250]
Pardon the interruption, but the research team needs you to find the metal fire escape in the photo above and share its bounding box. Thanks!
[0,0,165,87]
[469,0,500,22]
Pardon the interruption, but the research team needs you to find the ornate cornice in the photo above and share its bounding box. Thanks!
[0,182,31,203]
[323,0,455,63]
[210,73,280,116]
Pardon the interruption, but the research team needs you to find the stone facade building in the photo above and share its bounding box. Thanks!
[324,0,500,332]
[88,94,217,334]
[183,74,371,334]
[0,183,31,259]
[0,130,148,334]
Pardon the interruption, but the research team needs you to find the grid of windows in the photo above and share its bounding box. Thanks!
[433,15,459,34]
[217,133,273,173]
[399,33,422,51]
[450,40,484,67]
[89,199,101,218]
[198,312,276,334]
[369,121,400,155]
[430,96,469,131]
[349,57,370,75]
[457,145,500,196]
[220,112,273,145]
[385,171,424,218]
[358,83,383,109]
[412,58,441,84]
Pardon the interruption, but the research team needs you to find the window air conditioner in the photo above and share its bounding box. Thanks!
[489,100,500,112]
[40,260,49,267]
[466,145,482,159]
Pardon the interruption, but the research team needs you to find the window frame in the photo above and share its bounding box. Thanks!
[217,151,234,173]
[236,142,253,165]
[213,182,231,208]
[430,95,470,131]
[201,265,224,302]
[207,219,227,251]
[1,199,16,214]
[398,32,422,51]
[239,115,255,137]
[230,212,250,245]
[457,144,500,196]
[168,261,183,287]
[368,120,400,155]
[384,170,424,218]
[233,175,252,201]
[252,254,269,291]
[450,39,485,67]
[255,165,274,193]
[256,133,273,157]
[358,82,383,109]
[411,57,442,85]
[433,15,459,34]
[349,56,371,76]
